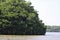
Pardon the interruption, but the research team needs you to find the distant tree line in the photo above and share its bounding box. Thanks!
[47,26,60,32]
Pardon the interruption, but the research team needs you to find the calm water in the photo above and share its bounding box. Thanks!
[0,32,60,40]
[46,32,60,36]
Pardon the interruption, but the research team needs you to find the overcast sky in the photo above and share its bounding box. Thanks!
[26,0,60,26]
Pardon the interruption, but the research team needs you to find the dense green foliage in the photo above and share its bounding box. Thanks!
[47,26,60,32]
[0,0,46,35]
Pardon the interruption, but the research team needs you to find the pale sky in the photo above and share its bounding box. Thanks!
[26,0,60,26]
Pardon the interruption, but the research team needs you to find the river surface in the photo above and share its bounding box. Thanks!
[0,32,60,40]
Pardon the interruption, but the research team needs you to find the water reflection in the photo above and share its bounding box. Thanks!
[46,32,60,36]
[0,32,60,40]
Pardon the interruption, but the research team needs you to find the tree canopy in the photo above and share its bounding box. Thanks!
[0,0,46,35]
